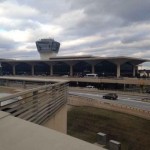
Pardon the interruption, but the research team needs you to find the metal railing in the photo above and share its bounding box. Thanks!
[0,81,68,125]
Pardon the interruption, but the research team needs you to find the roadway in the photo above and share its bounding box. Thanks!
[69,91,150,111]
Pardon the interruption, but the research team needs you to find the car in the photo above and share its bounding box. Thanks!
[103,93,118,100]
[141,98,150,101]
[86,85,95,88]
[62,75,69,77]
[85,74,98,77]
[145,89,150,94]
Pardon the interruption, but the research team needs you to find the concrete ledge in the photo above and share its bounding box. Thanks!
[0,111,105,150]
[0,111,10,119]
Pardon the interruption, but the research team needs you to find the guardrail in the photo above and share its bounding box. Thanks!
[0,81,68,125]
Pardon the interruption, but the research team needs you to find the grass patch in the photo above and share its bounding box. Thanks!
[67,106,150,150]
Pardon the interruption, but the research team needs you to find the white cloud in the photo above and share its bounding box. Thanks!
[0,0,150,68]
[53,9,86,28]
[62,35,102,48]
[0,0,39,19]
[0,29,30,42]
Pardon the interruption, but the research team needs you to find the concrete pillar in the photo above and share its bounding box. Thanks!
[70,65,73,76]
[23,81,26,89]
[109,140,121,150]
[49,66,51,75]
[0,63,2,76]
[43,105,67,134]
[92,64,95,74]
[13,65,16,75]
[117,64,120,78]
[32,65,34,76]
[133,66,136,77]
[97,132,107,145]
[124,84,126,91]
[6,80,9,86]
[50,64,53,76]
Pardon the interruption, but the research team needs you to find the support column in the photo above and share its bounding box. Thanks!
[133,66,136,77]
[92,64,95,74]
[50,64,53,76]
[6,80,9,86]
[32,65,34,76]
[0,63,2,76]
[70,65,73,76]
[13,65,16,75]
[117,64,120,78]
[124,84,126,91]
[23,81,26,89]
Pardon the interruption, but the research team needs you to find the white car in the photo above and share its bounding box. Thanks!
[86,85,95,88]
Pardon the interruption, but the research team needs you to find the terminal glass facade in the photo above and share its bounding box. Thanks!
[34,62,50,75]
[1,63,13,75]
[16,63,31,75]
[95,61,117,77]
[121,62,133,77]
[53,62,70,75]
[73,61,92,76]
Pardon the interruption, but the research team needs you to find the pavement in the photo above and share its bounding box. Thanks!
[69,87,150,111]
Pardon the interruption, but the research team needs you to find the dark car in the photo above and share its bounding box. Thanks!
[141,97,150,101]
[103,93,118,100]
[145,89,150,94]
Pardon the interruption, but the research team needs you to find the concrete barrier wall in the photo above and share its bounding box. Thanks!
[48,76,150,85]
[69,87,150,97]
[68,95,150,120]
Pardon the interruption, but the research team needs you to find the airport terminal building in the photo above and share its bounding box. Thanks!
[0,55,148,78]
[0,39,149,78]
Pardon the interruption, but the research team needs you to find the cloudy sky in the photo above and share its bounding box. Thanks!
[0,0,150,68]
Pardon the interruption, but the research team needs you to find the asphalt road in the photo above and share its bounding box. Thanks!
[69,91,150,111]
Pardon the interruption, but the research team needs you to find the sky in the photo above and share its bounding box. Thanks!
[0,0,150,68]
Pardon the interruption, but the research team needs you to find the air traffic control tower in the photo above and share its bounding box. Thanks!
[36,38,60,60]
